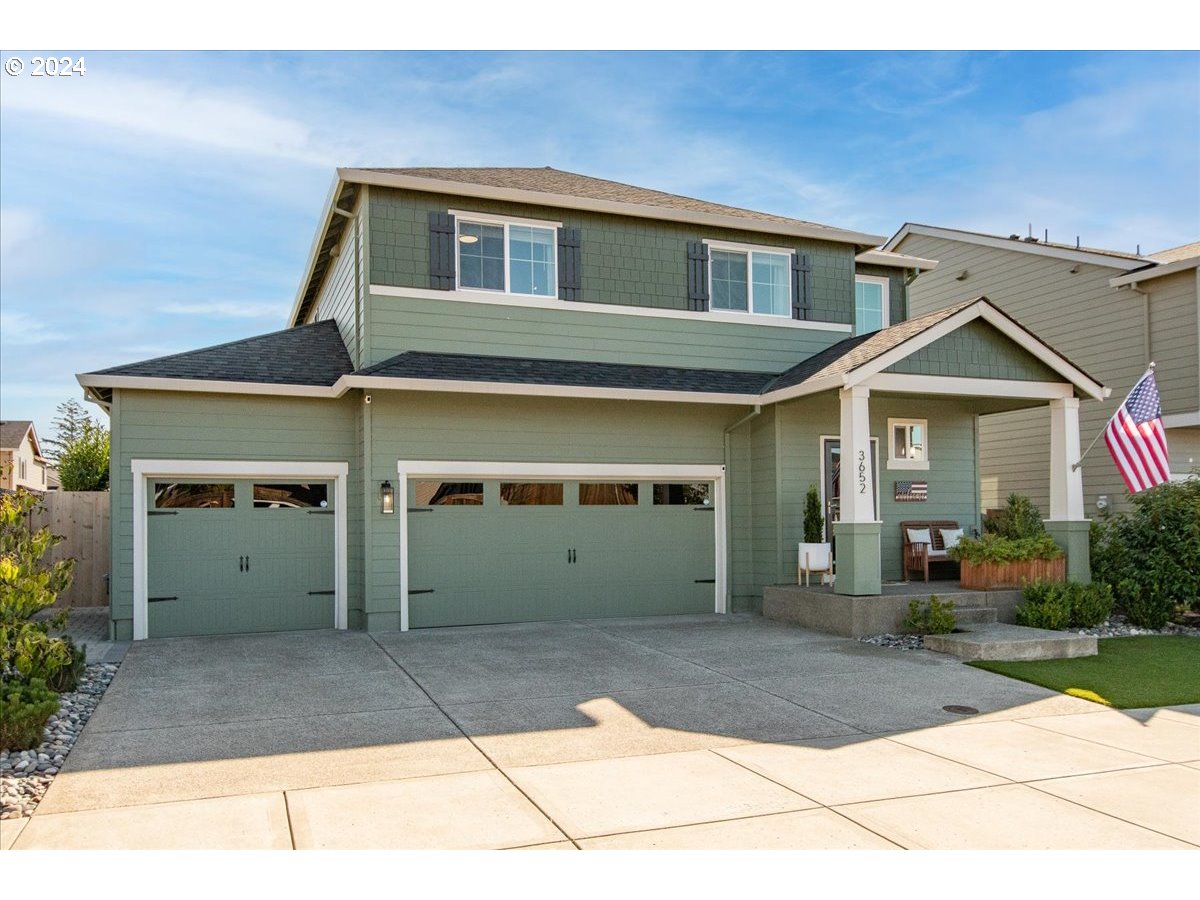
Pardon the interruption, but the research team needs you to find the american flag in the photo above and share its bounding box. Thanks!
[1104,369,1171,493]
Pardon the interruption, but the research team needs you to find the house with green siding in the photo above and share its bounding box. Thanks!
[77,168,1107,641]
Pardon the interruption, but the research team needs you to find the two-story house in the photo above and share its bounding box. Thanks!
[885,225,1199,515]
[1,420,53,493]
[78,168,1105,641]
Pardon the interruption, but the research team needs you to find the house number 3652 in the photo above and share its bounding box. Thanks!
[857,450,867,493]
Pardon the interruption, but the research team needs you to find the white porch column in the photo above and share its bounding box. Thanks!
[834,385,881,595]
[1046,395,1091,582]
[1048,396,1085,520]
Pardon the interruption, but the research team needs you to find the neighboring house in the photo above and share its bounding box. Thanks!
[78,168,1104,641]
[0,420,52,492]
[885,225,1200,515]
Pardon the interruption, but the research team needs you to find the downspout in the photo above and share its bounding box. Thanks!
[723,405,761,612]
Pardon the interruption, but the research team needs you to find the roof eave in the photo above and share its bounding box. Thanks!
[288,174,346,327]
[338,167,886,248]
[885,223,1148,271]
[1109,256,1200,287]
[855,249,939,270]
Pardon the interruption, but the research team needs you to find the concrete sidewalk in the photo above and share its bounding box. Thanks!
[4,616,1197,850]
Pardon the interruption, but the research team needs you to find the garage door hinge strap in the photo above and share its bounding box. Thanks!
[407,508,433,513]
[147,511,178,516]
[694,579,716,584]
[307,590,336,596]
[408,589,435,595]
[693,507,715,512]
[148,596,179,603]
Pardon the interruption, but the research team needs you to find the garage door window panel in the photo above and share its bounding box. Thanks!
[500,482,564,505]
[414,481,485,506]
[253,483,330,509]
[653,483,712,506]
[579,483,639,506]
[154,482,235,509]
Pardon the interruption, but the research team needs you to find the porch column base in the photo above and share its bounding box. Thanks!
[1043,519,1092,584]
[833,521,882,596]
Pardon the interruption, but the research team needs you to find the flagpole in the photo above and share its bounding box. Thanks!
[1071,362,1155,472]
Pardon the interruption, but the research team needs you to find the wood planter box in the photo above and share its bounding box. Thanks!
[959,557,1065,590]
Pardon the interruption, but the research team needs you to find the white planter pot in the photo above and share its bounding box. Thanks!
[798,542,833,585]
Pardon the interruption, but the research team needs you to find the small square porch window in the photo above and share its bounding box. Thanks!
[888,418,929,471]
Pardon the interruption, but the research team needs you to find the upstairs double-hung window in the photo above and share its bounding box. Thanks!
[456,215,557,297]
[707,242,791,317]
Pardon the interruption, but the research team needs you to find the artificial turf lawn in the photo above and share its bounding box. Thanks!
[969,635,1200,709]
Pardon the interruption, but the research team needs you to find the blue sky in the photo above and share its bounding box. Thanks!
[2,50,1197,441]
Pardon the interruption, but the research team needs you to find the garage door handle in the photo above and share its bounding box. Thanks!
[245,555,250,572]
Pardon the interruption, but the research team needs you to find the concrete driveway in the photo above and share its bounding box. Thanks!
[5,615,1198,850]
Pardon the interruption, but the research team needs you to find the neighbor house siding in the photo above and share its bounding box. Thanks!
[1168,426,1200,475]
[366,293,847,371]
[310,191,365,365]
[361,391,747,631]
[897,232,1151,514]
[1146,269,1200,418]
[367,187,859,325]
[107,390,362,640]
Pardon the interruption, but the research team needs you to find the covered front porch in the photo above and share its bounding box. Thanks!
[747,298,1110,604]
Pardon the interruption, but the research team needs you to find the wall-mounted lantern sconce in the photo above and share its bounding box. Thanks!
[380,480,395,515]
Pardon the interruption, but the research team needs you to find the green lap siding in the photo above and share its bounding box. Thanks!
[108,391,362,640]
[367,294,846,371]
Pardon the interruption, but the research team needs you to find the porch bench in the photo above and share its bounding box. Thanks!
[901,520,963,583]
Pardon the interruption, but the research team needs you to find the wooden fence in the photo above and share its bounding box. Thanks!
[28,491,110,608]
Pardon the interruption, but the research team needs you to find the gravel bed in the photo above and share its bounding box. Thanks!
[1,662,118,820]
[859,633,925,651]
[1076,615,1200,639]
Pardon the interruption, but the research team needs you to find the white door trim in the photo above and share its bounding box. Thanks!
[396,460,727,631]
[131,459,349,641]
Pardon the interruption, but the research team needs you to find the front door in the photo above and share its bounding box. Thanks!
[822,438,878,545]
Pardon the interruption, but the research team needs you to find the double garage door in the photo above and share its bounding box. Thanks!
[407,477,718,628]
[146,479,336,638]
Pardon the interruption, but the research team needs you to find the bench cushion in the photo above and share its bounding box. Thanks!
[906,528,932,546]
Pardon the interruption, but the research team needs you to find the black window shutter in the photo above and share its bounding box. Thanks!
[792,252,811,320]
[687,241,710,311]
[428,212,456,290]
[557,226,582,301]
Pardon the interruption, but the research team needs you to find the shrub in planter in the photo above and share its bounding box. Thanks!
[902,596,957,635]
[0,678,59,751]
[984,493,1046,540]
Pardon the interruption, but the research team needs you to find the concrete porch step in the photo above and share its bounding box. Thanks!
[951,606,998,626]
[923,624,1098,662]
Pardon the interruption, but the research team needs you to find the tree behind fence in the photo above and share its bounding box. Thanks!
[27,491,109,608]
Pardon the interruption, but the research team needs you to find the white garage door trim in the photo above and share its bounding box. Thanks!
[396,460,728,631]
[131,459,349,640]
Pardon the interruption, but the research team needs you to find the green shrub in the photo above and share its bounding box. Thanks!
[1071,582,1114,628]
[902,596,957,635]
[803,484,824,544]
[1016,581,1072,630]
[949,532,1063,565]
[1091,479,1200,613]
[1017,580,1116,630]
[0,678,59,751]
[984,493,1046,540]
[1118,578,1174,629]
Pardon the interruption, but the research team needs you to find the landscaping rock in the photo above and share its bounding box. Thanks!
[0,662,118,820]
[1075,615,1200,639]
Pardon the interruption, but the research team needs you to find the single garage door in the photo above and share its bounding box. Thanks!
[407,478,717,627]
[146,479,335,637]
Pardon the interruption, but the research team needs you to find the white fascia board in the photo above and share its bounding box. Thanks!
[1163,411,1200,428]
[370,285,853,333]
[865,373,1073,400]
[343,375,756,406]
[841,302,1108,401]
[397,461,725,479]
[77,373,339,399]
[759,374,845,405]
[1108,256,1200,287]
[855,249,939,270]
[339,168,886,248]
[885,224,1146,271]
[288,174,344,327]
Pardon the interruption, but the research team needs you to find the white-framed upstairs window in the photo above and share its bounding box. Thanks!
[706,240,791,318]
[854,275,889,335]
[453,211,559,298]
[888,417,929,471]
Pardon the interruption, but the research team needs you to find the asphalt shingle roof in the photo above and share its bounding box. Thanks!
[359,167,848,234]
[358,351,776,395]
[88,320,353,386]
[0,420,34,450]
[1149,241,1200,264]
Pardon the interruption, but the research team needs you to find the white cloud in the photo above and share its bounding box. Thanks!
[0,207,43,256]
[161,300,289,319]
[0,310,66,344]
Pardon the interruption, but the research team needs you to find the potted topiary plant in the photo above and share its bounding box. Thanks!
[798,483,832,585]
